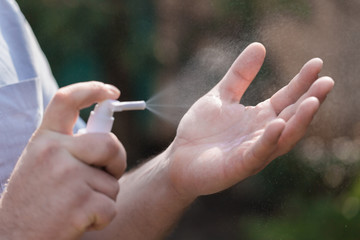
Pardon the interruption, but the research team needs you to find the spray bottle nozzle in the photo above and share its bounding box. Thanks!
[112,100,146,112]
[82,99,146,133]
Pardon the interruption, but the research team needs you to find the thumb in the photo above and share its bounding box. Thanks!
[215,42,266,103]
[40,81,120,135]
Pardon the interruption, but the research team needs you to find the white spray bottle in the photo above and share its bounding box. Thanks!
[80,99,146,133]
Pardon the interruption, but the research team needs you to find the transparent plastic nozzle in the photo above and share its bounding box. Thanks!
[81,99,146,133]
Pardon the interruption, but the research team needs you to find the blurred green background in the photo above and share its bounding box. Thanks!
[17,0,360,239]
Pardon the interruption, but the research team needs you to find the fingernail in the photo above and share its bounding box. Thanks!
[105,84,120,96]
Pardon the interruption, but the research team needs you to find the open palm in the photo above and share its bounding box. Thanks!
[169,43,334,198]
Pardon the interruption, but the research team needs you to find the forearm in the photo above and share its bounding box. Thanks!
[82,147,194,240]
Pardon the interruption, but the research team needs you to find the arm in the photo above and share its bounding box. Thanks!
[82,150,192,240]
[0,82,126,239]
[83,42,334,239]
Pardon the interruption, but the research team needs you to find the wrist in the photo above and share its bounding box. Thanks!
[156,146,197,205]
[113,148,195,240]
[122,146,196,207]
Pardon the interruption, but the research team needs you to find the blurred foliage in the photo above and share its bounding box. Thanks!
[240,197,360,240]
[240,153,360,239]
[18,0,155,99]
[18,0,156,137]
[16,0,360,239]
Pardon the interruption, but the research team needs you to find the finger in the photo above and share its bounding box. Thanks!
[41,81,120,135]
[80,192,117,231]
[278,76,334,121]
[242,118,285,175]
[84,166,120,201]
[65,133,127,179]
[276,97,320,156]
[270,58,323,115]
[214,42,266,103]
[52,138,121,200]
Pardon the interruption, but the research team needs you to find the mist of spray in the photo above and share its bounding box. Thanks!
[145,40,252,126]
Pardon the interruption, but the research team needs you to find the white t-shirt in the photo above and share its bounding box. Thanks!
[0,0,85,191]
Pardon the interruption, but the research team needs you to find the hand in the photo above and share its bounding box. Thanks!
[0,82,126,239]
[168,43,334,199]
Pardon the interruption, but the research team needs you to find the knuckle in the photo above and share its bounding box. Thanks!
[68,184,118,232]
[29,133,82,179]
[35,138,62,162]
[52,88,72,106]
[105,211,117,228]
[88,80,105,88]
[87,81,107,95]
[101,203,117,229]
[87,198,117,231]
[232,67,250,82]
[96,204,117,230]
[55,160,79,180]
[103,134,122,156]
[71,211,90,232]
[69,190,93,231]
